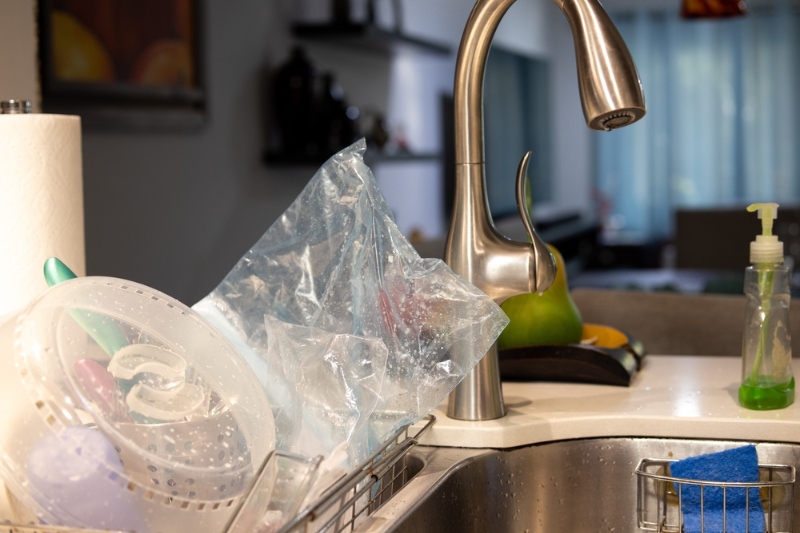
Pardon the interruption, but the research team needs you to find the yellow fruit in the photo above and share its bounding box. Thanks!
[498,244,583,349]
[581,323,629,349]
[52,11,114,82]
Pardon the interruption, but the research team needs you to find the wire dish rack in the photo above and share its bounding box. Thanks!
[0,415,434,533]
[276,415,435,533]
[636,458,796,533]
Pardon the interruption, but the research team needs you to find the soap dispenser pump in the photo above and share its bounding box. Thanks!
[739,202,795,410]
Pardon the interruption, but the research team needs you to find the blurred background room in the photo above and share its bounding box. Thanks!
[1,0,798,305]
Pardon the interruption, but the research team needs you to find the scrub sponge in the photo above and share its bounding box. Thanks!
[670,445,764,533]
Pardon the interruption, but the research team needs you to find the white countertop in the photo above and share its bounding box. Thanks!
[417,355,800,448]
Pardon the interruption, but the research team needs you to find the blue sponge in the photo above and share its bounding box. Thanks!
[670,445,764,533]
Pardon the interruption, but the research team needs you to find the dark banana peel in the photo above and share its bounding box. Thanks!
[498,323,645,387]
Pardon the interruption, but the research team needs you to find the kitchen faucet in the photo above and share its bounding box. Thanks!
[445,0,646,421]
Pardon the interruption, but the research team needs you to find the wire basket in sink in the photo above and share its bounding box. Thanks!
[274,415,435,533]
[636,458,796,533]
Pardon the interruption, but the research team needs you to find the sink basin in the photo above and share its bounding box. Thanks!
[357,438,799,532]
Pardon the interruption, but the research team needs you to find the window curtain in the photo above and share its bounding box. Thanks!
[595,2,800,242]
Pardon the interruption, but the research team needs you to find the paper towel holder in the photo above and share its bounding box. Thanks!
[0,100,32,114]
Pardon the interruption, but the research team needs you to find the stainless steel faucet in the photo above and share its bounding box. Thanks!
[445,0,646,421]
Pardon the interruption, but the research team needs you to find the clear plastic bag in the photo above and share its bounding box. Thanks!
[194,139,508,469]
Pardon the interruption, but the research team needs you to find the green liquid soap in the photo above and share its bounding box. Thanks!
[739,377,795,410]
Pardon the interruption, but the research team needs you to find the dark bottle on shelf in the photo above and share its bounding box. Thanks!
[272,46,318,157]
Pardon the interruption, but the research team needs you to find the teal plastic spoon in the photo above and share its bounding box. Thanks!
[43,257,128,357]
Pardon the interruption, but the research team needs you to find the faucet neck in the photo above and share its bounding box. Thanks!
[445,0,531,423]
[448,0,535,302]
[454,0,516,166]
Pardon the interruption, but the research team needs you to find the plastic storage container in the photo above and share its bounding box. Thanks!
[0,277,275,532]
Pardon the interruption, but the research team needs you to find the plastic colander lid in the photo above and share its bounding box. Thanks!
[0,277,275,527]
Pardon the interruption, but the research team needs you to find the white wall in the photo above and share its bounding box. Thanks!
[81,1,306,304]
[0,0,597,304]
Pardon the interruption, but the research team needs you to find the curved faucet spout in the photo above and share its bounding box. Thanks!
[555,0,646,130]
[445,0,645,421]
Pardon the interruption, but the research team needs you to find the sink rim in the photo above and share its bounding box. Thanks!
[413,356,800,451]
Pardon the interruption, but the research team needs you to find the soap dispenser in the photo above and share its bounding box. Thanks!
[739,202,795,410]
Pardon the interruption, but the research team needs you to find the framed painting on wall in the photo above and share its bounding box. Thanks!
[38,0,205,129]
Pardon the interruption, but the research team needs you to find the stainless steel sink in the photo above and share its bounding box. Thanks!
[357,438,799,532]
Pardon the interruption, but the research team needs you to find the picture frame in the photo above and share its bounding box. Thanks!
[38,0,205,130]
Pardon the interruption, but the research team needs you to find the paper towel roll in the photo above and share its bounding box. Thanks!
[0,114,84,317]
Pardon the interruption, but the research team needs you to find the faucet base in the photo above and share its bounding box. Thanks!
[446,343,506,420]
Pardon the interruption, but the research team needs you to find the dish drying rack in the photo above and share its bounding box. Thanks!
[276,415,435,533]
[0,416,435,533]
[636,458,796,533]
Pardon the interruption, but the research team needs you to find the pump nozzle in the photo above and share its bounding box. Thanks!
[748,202,779,236]
[747,202,783,264]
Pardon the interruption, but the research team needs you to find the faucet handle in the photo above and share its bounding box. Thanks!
[515,151,557,293]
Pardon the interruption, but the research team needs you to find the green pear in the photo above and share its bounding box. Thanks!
[498,244,583,349]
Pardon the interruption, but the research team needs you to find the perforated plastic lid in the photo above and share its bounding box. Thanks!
[0,277,275,531]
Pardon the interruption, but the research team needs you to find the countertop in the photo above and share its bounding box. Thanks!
[417,355,800,448]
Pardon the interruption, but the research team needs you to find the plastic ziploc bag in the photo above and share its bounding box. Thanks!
[194,139,508,469]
